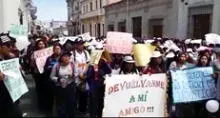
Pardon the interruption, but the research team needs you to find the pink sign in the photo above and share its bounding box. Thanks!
[34,47,53,73]
[105,32,133,54]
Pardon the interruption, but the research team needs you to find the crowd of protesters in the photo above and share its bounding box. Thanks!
[1,30,220,118]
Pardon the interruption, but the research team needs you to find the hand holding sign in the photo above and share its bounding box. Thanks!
[0,72,4,81]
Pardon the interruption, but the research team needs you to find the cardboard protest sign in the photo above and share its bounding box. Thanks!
[34,47,53,73]
[105,32,133,54]
[103,74,167,117]
[171,67,216,103]
[133,44,156,67]
[9,24,29,50]
[90,50,104,65]
[0,58,28,102]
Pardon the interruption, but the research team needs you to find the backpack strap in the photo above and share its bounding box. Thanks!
[84,50,88,62]
[55,63,60,78]
[73,51,76,62]
[70,62,75,76]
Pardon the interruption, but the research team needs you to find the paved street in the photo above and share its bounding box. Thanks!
[19,74,89,117]
[19,74,49,117]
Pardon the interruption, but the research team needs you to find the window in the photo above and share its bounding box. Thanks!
[108,24,114,31]
[118,21,126,32]
[193,14,211,39]
[86,5,88,12]
[90,24,92,35]
[100,0,102,8]
[97,23,101,37]
[149,19,163,37]
[82,24,85,33]
[95,24,97,36]
[96,0,98,9]
[102,24,104,36]
[132,17,142,38]
[90,2,93,11]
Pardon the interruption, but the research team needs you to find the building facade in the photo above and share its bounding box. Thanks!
[66,0,81,36]
[104,0,220,39]
[80,0,106,37]
[0,0,37,33]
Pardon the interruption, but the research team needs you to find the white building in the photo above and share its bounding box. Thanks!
[0,0,36,33]
[105,0,220,39]
[80,0,106,37]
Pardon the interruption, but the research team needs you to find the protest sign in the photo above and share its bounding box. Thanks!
[9,24,28,37]
[133,44,156,67]
[34,47,53,73]
[171,67,216,103]
[103,74,167,117]
[105,32,133,54]
[9,24,29,50]
[90,50,104,65]
[78,32,91,41]
[0,58,28,102]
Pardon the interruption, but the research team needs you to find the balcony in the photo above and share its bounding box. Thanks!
[80,8,105,20]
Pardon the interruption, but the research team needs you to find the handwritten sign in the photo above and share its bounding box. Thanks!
[90,50,104,65]
[9,24,28,37]
[133,44,156,67]
[103,74,167,117]
[105,32,133,54]
[9,24,29,50]
[0,58,28,102]
[34,47,53,73]
[171,67,216,103]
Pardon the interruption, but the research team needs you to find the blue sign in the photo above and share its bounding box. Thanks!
[171,67,216,103]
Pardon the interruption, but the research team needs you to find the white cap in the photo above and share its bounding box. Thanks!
[166,52,175,58]
[123,56,135,63]
[151,51,162,58]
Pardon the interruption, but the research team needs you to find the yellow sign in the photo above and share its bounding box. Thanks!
[133,44,156,67]
[90,50,104,65]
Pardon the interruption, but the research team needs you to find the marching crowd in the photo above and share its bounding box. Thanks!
[1,31,220,117]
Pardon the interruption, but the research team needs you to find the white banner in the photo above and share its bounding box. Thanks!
[0,58,28,102]
[34,47,53,73]
[103,74,167,117]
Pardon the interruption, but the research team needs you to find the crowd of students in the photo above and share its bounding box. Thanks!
[1,31,220,117]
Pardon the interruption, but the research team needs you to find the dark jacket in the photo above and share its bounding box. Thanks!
[87,58,112,93]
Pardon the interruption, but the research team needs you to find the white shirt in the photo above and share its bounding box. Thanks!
[71,50,90,89]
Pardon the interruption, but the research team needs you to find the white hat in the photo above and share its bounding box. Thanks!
[87,45,95,51]
[185,39,192,44]
[166,52,175,58]
[186,48,193,53]
[151,51,162,58]
[190,39,202,44]
[95,43,104,49]
[123,56,135,63]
